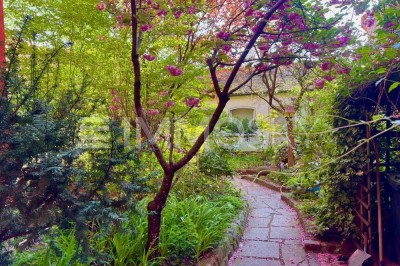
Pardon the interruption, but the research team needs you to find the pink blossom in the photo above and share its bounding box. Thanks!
[289,12,300,21]
[254,11,265,18]
[256,64,269,71]
[143,54,156,61]
[303,43,321,50]
[324,75,335,81]
[166,65,184,76]
[110,105,119,111]
[113,97,121,103]
[244,8,254,17]
[354,53,362,61]
[157,9,168,16]
[298,21,307,30]
[258,43,270,51]
[163,100,176,108]
[151,99,158,105]
[187,5,196,14]
[384,21,395,29]
[140,24,153,32]
[183,97,200,108]
[342,68,351,74]
[174,10,182,19]
[244,1,254,8]
[111,89,117,96]
[216,31,230,41]
[96,2,106,11]
[314,78,325,89]
[321,61,333,71]
[363,16,375,27]
[159,91,169,97]
[221,44,231,54]
[147,109,159,116]
[177,148,185,153]
[281,37,293,46]
[335,36,350,47]
[337,67,351,75]
[313,5,322,11]
[252,25,259,33]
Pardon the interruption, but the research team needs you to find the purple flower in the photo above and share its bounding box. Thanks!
[363,15,375,28]
[221,44,231,54]
[289,12,300,21]
[140,24,152,32]
[174,10,182,19]
[166,65,184,76]
[314,78,325,89]
[384,21,395,29]
[187,5,196,14]
[252,25,259,33]
[244,8,254,17]
[335,36,350,47]
[143,54,156,61]
[321,61,333,71]
[157,9,168,17]
[324,75,335,81]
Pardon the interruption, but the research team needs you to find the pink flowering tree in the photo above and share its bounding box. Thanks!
[98,0,368,255]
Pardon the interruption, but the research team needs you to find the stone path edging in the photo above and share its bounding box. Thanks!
[198,200,250,266]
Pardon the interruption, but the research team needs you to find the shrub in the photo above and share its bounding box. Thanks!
[199,151,234,178]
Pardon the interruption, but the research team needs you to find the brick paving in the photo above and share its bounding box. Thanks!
[229,178,320,266]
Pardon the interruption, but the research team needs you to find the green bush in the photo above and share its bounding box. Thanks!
[199,151,234,178]
[172,164,240,201]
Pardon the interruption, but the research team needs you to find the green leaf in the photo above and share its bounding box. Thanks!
[372,114,384,121]
[388,82,400,93]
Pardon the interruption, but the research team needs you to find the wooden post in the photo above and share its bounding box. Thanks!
[372,138,384,265]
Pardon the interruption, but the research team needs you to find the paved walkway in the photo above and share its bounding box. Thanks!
[229,177,320,266]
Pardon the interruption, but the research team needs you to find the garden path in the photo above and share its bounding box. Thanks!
[229,177,320,266]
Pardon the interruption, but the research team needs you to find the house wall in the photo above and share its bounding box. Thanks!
[204,93,289,152]
[225,94,270,118]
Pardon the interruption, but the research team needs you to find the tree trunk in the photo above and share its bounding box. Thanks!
[146,170,174,258]
[286,117,295,167]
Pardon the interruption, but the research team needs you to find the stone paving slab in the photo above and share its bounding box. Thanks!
[282,244,308,265]
[233,257,282,266]
[243,227,270,241]
[229,177,320,266]
[271,214,299,227]
[239,240,280,259]
[269,227,302,240]
[247,217,272,228]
